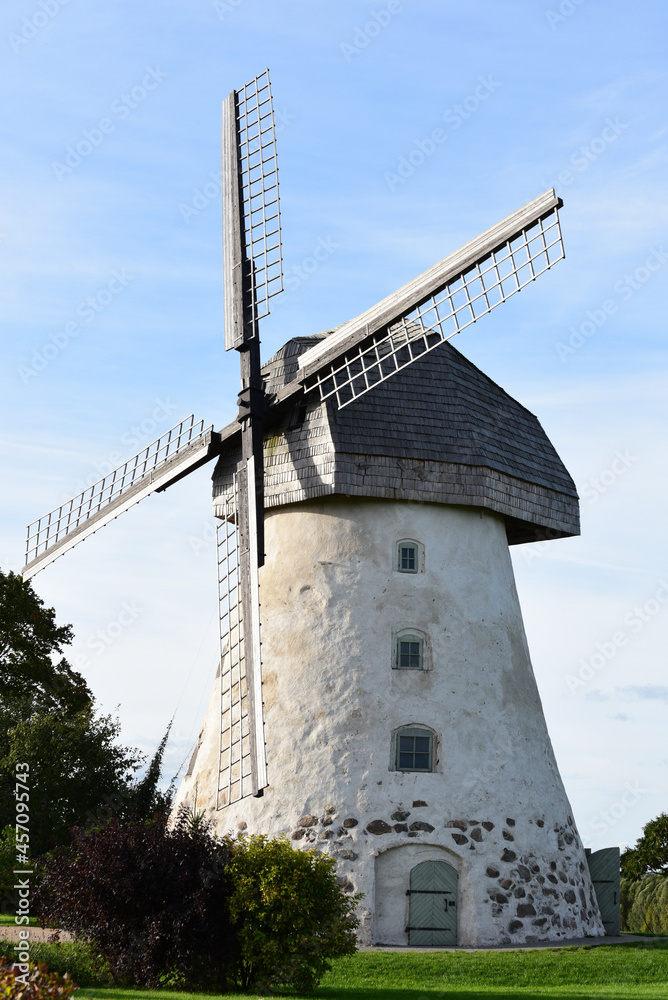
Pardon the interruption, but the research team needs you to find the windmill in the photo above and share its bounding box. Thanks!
[23,70,617,947]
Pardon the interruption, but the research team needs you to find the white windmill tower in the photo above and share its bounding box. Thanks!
[23,71,618,948]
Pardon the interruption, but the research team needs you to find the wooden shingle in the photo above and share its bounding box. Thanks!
[213,336,579,543]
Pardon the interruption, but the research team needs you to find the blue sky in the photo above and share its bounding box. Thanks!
[1,0,666,851]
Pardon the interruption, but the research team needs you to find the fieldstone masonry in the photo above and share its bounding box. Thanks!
[269,804,600,944]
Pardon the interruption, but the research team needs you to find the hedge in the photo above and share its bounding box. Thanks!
[621,874,668,934]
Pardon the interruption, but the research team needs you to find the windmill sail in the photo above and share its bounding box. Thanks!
[218,69,284,800]
[215,464,267,807]
[298,190,563,408]
[223,68,283,350]
[23,416,219,580]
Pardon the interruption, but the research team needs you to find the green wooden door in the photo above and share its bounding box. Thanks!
[587,847,620,935]
[407,860,457,946]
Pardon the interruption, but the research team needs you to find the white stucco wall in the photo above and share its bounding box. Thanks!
[173,497,603,946]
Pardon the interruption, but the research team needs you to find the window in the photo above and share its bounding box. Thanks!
[393,628,430,671]
[396,726,434,771]
[390,724,438,773]
[397,540,418,573]
[396,634,423,670]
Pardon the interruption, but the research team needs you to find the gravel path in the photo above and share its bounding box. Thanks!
[364,934,665,952]
[0,926,73,944]
[1,926,662,951]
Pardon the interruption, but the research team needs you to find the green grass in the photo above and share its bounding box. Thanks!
[315,943,668,998]
[0,938,111,988]
[3,939,668,999]
[0,912,37,925]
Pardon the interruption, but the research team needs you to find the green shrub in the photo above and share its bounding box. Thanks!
[227,834,360,993]
[0,955,75,999]
[621,874,668,934]
[33,818,361,993]
[0,940,111,989]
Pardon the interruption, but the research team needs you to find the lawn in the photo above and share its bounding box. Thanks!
[7,938,666,1000]
[0,912,36,925]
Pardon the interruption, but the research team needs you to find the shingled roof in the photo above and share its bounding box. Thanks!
[213,335,579,544]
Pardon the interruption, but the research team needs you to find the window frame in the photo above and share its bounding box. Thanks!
[397,540,418,574]
[395,538,424,574]
[395,633,424,670]
[393,725,436,773]
[393,627,430,672]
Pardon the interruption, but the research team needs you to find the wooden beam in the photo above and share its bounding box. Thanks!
[297,190,562,382]
[222,90,246,351]
[236,455,268,796]
[22,431,222,580]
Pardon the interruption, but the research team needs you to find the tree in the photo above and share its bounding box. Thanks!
[0,569,174,862]
[0,825,21,900]
[0,570,173,872]
[0,568,92,720]
[36,816,236,991]
[0,708,142,856]
[621,873,668,933]
[621,813,668,880]
[127,721,175,821]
